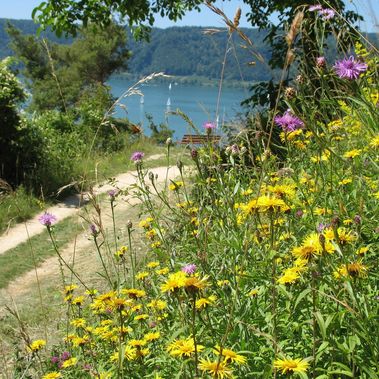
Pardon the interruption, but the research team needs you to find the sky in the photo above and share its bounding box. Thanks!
[1,0,378,32]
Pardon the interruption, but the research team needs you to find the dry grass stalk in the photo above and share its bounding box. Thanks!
[286,11,304,46]
[234,7,242,27]
[205,1,264,64]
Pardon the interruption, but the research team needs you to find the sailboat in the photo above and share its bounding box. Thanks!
[169,83,172,91]
[166,97,171,107]
[140,95,144,104]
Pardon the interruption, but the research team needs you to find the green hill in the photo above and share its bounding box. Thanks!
[1,19,377,82]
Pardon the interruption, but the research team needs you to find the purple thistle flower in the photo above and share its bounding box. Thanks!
[333,56,368,80]
[203,121,216,130]
[316,56,326,68]
[309,4,323,11]
[319,8,335,20]
[274,110,304,132]
[181,264,197,275]
[108,189,119,200]
[295,210,304,218]
[317,223,326,233]
[38,212,57,227]
[60,351,71,361]
[131,151,144,162]
[51,356,59,364]
[89,224,99,237]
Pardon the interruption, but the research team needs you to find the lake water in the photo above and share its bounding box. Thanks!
[108,77,249,140]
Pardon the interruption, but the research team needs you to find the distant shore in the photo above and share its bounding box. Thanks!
[112,72,253,89]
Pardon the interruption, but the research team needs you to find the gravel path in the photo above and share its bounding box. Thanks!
[0,164,180,305]
[0,161,171,256]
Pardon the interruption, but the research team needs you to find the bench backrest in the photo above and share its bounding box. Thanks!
[180,134,221,145]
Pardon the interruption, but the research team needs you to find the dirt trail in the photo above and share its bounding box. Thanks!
[0,155,164,256]
[0,164,179,306]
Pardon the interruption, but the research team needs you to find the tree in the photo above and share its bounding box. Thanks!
[32,0,205,39]
[7,22,129,112]
[0,58,30,186]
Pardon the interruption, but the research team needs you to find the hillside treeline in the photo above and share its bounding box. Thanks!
[0,20,273,81]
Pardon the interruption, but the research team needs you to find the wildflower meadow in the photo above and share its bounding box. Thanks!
[2,4,379,379]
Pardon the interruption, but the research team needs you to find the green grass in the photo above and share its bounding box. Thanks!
[0,216,83,290]
[0,186,51,235]
[0,137,190,236]
[0,148,189,290]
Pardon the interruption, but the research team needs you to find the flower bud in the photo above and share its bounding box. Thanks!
[191,148,198,160]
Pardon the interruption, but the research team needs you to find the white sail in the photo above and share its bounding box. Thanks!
[169,83,172,90]
[140,95,144,104]
[167,97,171,106]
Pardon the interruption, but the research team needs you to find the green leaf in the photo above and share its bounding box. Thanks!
[315,311,327,339]
[294,288,311,310]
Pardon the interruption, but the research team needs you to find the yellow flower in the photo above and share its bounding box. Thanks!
[144,331,161,342]
[136,271,149,280]
[277,268,300,285]
[146,261,160,269]
[292,233,322,261]
[71,296,85,306]
[155,267,170,275]
[274,358,309,374]
[184,276,208,292]
[248,288,259,297]
[134,314,149,321]
[167,337,204,358]
[61,357,78,369]
[336,228,357,245]
[338,178,352,185]
[343,149,362,158]
[213,345,247,364]
[334,262,368,279]
[243,195,290,214]
[161,271,187,293]
[139,217,154,229]
[169,181,184,191]
[111,297,128,311]
[110,346,137,362]
[42,373,61,379]
[198,358,233,378]
[195,295,217,309]
[356,246,369,255]
[70,318,86,328]
[151,241,162,248]
[64,284,78,295]
[28,339,46,352]
[217,280,230,287]
[146,229,157,239]
[369,135,379,148]
[128,339,147,348]
[147,299,167,310]
[115,246,128,258]
[121,288,146,299]
[267,183,296,198]
[71,336,90,347]
[241,188,253,196]
[314,207,331,216]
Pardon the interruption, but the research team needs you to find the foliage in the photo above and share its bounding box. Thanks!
[145,113,174,144]
[0,185,42,234]
[7,21,129,112]
[2,20,378,83]
[5,16,379,378]
[32,0,206,39]
[0,57,34,187]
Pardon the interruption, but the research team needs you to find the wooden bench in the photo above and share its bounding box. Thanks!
[180,134,222,145]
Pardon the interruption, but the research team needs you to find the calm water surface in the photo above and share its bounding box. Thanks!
[109,77,248,140]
